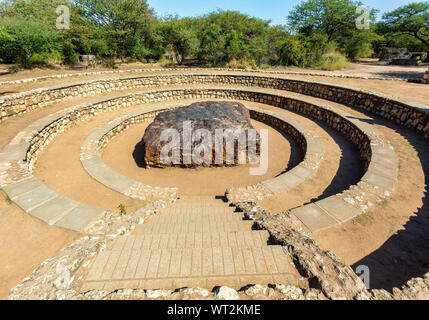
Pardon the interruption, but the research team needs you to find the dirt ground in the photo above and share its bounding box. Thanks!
[0,64,428,296]
[0,190,76,299]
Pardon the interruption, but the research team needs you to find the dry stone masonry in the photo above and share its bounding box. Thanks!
[1,86,398,233]
[1,74,428,137]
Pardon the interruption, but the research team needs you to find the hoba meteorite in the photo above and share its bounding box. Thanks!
[143,101,260,168]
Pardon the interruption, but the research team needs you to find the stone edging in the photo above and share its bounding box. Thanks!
[0,67,410,86]
[80,104,324,202]
[1,74,427,137]
[80,105,181,201]
[227,106,324,201]
[1,86,398,233]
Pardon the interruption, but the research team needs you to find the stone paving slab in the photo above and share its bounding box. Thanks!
[149,212,244,224]
[81,157,101,170]
[307,139,324,154]
[262,173,304,194]
[169,203,232,209]
[84,161,135,193]
[0,150,27,163]
[83,246,299,286]
[13,185,58,212]
[362,171,396,192]
[368,162,398,181]
[289,165,312,180]
[371,154,398,171]
[291,204,338,233]
[82,273,304,292]
[54,203,105,232]
[2,177,43,199]
[111,231,270,251]
[1,143,29,155]
[79,197,305,292]
[135,220,255,235]
[29,195,80,225]
[158,207,237,215]
[315,195,361,223]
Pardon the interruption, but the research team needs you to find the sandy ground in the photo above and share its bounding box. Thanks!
[1,59,426,81]
[270,59,428,80]
[0,190,76,299]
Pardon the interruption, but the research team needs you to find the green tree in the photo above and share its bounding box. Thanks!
[288,0,379,59]
[380,2,429,48]
[0,18,61,67]
[196,10,271,66]
[74,0,159,60]
[156,17,198,65]
[288,0,361,41]
[277,36,307,66]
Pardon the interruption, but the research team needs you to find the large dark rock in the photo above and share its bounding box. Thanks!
[143,101,260,168]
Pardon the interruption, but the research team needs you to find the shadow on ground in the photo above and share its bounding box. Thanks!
[305,120,364,204]
[132,141,147,169]
[347,113,429,291]
[375,71,424,82]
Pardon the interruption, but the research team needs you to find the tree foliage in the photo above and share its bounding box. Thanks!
[0,0,427,69]
[380,2,429,48]
[0,18,62,67]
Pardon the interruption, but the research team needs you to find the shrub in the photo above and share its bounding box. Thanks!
[277,36,307,67]
[318,51,349,70]
[62,41,79,66]
[0,18,61,68]
[225,57,257,69]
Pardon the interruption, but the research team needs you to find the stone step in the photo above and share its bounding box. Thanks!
[169,202,230,208]
[148,211,244,224]
[158,206,236,215]
[82,245,303,291]
[178,196,224,201]
[82,273,304,292]
[112,231,270,251]
[134,220,254,235]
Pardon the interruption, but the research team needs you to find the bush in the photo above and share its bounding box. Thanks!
[225,58,257,69]
[277,37,307,67]
[0,18,61,68]
[61,41,79,66]
[318,51,349,70]
[130,44,153,62]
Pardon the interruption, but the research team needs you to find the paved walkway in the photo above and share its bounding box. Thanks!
[80,197,305,292]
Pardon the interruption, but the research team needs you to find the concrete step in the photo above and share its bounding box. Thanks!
[169,202,231,209]
[178,196,225,202]
[148,211,244,225]
[113,231,270,251]
[134,220,254,235]
[82,245,304,291]
[158,207,236,215]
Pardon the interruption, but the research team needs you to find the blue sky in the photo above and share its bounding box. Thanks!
[148,0,419,25]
